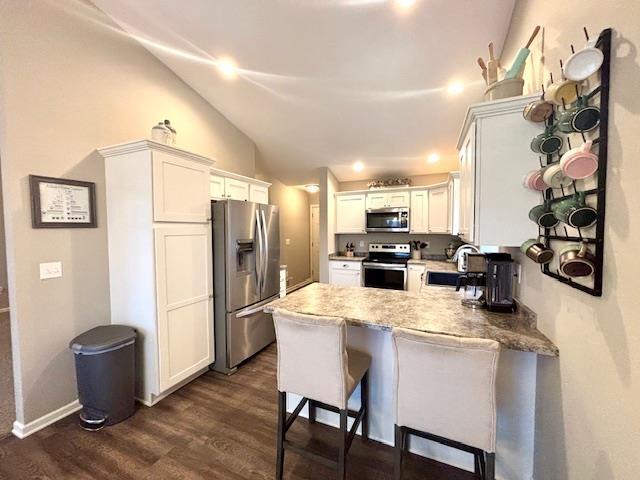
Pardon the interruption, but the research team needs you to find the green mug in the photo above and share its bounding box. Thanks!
[552,191,597,228]
[528,200,559,228]
[530,124,563,155]
[557,96,600,133]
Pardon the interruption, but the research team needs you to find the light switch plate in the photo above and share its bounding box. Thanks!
[285,238,291,246]
[40,262,62,280]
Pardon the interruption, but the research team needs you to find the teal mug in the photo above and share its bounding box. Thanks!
[531,124,563,155]
[557,96,600,133]
[528,200,559,228]
[552,191,597,228]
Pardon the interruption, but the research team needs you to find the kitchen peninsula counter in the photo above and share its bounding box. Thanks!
[265,282,558,356]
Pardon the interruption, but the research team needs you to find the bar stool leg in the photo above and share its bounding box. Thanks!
[474,453,482,478]
[393,425,405,480]
[361,372,369,440]
[485,452,495,480]
[308,399,316,424]
[338,409,348,480]
[276,392,286,480]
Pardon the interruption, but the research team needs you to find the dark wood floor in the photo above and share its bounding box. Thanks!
[0,344,476,479]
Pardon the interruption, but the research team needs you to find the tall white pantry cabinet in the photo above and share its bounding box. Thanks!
[99,140,214,406]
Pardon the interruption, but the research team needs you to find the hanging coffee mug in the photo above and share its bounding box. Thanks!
[521,238,554,264]
[559,243,596,277]
[523,98,554,123]
[560,140,599,180]
[531,124,563,155]
[563,39,604,82]
[544,79,582,106]
[529,200,559,228]
[552,191,598,228]
[557,96,600,133]
[542,163,573,189]
[523,169,547,191]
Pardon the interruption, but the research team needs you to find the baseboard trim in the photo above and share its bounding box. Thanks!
[287,278,313,294]
[12,399,81,439]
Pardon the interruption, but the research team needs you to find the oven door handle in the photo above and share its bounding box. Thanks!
[363,264,407,271]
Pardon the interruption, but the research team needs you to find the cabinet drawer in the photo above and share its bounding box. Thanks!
[330,261,362,271]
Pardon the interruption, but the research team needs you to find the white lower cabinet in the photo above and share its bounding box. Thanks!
[407,264,425,292]
[329,261,362,286]
[154,225,214,392]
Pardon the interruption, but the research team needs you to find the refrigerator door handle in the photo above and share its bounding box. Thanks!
[255,211,264,294]
[235,296,275,318]
[260,209,269,296]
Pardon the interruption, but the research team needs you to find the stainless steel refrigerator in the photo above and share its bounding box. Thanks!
[211,200,280,374]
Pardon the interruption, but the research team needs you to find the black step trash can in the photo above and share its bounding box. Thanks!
[69,325,137,431]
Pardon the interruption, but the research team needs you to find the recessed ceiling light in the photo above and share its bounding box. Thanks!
[427,153,440,164]
[447,81,464,95]
[353,161,365,172]
[217,57,238,79]
[305,184,320,193]
[395,0,416,10]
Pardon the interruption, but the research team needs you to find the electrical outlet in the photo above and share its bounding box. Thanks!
[40,262,62,280]
[359,240,365,248]
[423,241,430,249]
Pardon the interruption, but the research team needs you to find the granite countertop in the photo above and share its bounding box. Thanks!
[265,283,558,356]
[328,254,367,262]
[407,259,458,272]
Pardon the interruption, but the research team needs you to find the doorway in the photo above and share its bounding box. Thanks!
[310,204,319,282]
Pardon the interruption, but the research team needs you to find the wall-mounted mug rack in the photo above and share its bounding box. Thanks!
[531,28,611,297]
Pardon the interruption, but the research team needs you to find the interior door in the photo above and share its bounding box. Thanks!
[154,225,213,392]
[260,204,280,300]
[311,204,320,282]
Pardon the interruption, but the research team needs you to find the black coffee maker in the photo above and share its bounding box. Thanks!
[485,253,516,313]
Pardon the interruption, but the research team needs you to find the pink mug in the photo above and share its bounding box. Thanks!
[523,169,546,191]
[560,140,599,180]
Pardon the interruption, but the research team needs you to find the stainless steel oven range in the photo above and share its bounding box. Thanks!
[363,243,410,290]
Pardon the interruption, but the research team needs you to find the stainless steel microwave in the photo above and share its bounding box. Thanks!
[365,207,409,232]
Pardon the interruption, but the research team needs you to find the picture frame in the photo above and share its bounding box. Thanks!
[29,175,97,228]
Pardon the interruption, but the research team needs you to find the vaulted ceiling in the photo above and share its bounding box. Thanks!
[94,0,516,184]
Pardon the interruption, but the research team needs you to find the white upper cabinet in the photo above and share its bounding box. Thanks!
[410,190,429,234]
[336,194,366,234]
[366,191,409,209]
[249,184,269,205]
[209,169,270,204]
[428,185,450,234]
[224,177,250,201]
[366,192,388,209]
[209,174,226,200]
[457,95,545,246]
[152,150,210,223]
[448,172,461,237]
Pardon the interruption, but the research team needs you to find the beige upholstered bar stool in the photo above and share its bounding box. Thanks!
[392,328,500,480]
[272,308,371,480]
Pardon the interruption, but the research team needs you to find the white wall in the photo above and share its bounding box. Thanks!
[319,167,338,283]
[0,0,256,426]
[501,2,640,478]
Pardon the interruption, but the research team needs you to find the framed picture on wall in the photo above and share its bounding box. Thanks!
[29,175,97,228]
